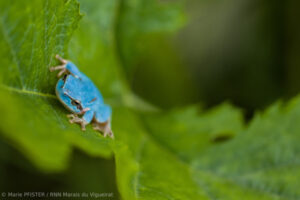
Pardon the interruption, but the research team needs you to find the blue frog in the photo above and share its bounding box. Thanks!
[50,54,113,138]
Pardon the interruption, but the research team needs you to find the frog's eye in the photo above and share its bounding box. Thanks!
[62,74,68,82]
[71,99,83,110]
[71,100,81,106]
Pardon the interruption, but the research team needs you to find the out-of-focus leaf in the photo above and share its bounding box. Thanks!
[0,140,119,197]
[191,98,300,200]
[113,103,244,200]
[143,103,244,162]
[141,97,300,199]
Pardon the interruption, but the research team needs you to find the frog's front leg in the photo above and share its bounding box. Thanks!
[50,54,81,78]
[67,114,88,130]
[67,109,94,131]
[55,54,68,64]
[50,64,67,77]
[50,55,68,77]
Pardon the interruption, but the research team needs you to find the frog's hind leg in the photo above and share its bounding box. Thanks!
[92,119,114,139]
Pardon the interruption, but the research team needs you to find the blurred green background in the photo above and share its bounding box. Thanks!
[1,0,300,198]
[124,0,300,113]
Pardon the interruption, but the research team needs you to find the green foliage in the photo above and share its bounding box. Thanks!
[0,0,299,200]
[0,0,112,171]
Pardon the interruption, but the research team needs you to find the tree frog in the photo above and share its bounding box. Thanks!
[50,54,114,138]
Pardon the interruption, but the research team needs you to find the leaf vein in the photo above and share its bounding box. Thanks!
[0,84,57,99]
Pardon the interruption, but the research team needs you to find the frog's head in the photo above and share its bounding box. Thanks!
[62,92,83,114]
[56,76,84,114]
[56,85,83,114]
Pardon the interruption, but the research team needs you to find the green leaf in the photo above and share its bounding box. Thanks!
[191,99,300,199]
[139,98,300,199]
[0,0,81,92]
[143,103,245,162]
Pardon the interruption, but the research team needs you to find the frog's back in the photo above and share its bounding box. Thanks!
[79,74,104,105]
[57,74,104,108]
